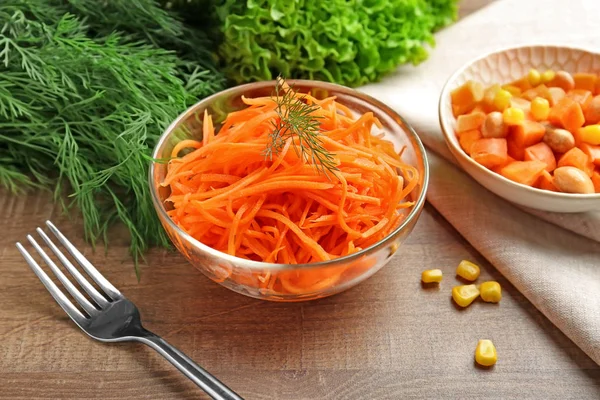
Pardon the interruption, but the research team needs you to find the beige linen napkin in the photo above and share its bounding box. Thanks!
[360,0,600,364]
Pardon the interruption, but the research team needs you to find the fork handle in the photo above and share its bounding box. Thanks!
[137,332,244,400]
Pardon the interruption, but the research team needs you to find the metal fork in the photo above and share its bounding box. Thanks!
[16,221,244,400]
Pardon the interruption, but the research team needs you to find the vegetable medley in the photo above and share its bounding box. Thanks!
[451,69,600,194]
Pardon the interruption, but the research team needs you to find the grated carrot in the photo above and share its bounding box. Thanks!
[161,87,420,295]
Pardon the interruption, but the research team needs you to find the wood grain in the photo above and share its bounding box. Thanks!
[1,1,599,399]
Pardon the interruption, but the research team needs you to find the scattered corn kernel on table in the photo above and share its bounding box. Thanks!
[1,2,600,399]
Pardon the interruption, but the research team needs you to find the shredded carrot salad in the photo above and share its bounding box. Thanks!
[161,89,419,270]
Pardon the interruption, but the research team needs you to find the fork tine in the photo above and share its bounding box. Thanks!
[16,242,88,326]
[27,235,99,316]
[45,221,122,301]
[37,228,110,309]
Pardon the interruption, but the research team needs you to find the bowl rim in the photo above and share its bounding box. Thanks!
[149,79,430,271]
[438,43,600,201]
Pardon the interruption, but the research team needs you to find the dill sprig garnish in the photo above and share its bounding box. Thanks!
[264,76,339,178]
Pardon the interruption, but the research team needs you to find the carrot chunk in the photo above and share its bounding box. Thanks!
[507,136,525,161]
[500,160,546,186]
[470,138,508,168]
[557,147,594,176]
[579,143,600,166]
[592,170,600,192]
[524,142,556,172]
[456,112,486,133]
[548,87,566,106]
[566,89,593,108]
[548,97,585,133]
[535,170,559,192]
[507,77,532,92]
[491,155,516,174]
[458,129,482,155]
[482,84,501,113]
[471,105,486,114]
[451,80,484,117]
[511,120,545,148]
[522,84,552,103]
[573,73,597,92]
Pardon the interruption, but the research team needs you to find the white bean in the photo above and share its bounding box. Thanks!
[553,166,594,194]
[481,112,507,138]
[551,71,575,92]
[543,127,575,153]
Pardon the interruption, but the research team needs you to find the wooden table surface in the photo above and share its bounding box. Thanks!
[1,1,600,399]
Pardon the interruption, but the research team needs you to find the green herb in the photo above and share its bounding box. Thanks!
[58,0,219,71]
[0,0,223,277]
[264,77,338,178]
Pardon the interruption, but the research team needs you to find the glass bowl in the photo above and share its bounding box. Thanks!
[149,80,429,302]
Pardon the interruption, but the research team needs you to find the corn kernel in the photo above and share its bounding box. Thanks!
[577,124,600,145]
[528,68,541,86]
[480,281,502,303]
[502,107,525,125]
[456,260,481,281]
[493,89,512,111]
[452,284,480,308]
[531,97,550,121]
[475,339,497,367]
[421,269,443,283]
[541,69,556,84]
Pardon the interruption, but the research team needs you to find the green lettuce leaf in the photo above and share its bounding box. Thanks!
[214,0,459,87]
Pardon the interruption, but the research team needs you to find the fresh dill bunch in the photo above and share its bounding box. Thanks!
[0,1,224,277]
[265,77,339,178]
[62,0,189,45]
[57,0,222,73]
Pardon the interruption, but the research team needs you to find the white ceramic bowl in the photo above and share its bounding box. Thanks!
[439,44,600,213]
